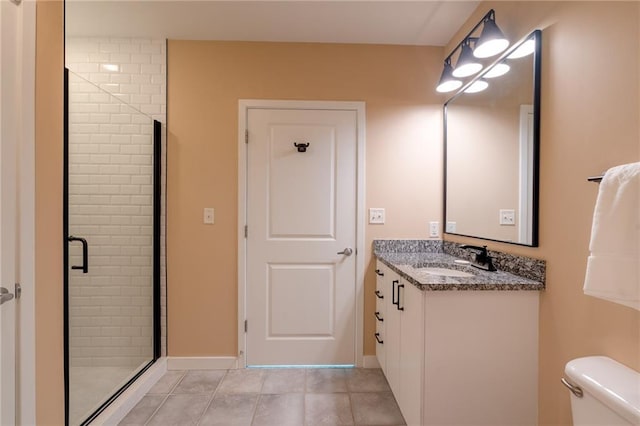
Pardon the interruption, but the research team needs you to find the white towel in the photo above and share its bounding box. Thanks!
[583,162,640,310]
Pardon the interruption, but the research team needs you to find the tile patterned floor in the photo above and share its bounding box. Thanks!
[119,368,406,426]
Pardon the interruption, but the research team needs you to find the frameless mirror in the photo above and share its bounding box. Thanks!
[444,29,541,246]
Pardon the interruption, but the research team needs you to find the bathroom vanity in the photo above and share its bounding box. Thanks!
[374,240,544,426]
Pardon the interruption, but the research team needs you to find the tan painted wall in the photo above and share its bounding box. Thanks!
[167,41,444,356]
[35,0,65,424]
[445,2,640,424]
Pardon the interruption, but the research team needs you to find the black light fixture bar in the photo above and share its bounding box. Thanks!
[444,9,497,65]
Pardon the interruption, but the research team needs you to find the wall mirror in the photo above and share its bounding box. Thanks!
[444,29,541,246]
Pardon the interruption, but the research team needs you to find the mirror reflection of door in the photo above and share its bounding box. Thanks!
[519,105,534,244]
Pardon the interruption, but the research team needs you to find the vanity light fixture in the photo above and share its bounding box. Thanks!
[452,39,483,78]
[473,11,510,58]
[483,61,510,78]
[508,39,536,59]
[436,59,463,93]
[435,9,509,93]
[464,79,489,93]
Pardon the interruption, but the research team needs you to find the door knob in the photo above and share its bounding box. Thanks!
[0,287,14,306]
[337,248,353,256]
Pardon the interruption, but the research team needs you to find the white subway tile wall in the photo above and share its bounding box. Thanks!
[67,37,167,368]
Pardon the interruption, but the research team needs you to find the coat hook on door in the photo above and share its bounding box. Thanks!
[294,142,310,153]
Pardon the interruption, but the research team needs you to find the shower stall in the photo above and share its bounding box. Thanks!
[64,68,161,425]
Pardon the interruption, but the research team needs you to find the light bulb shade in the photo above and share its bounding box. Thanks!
[483,62,510,78]
[436,62,463,93]
[473,18,509,58]
[508,39,535,59]
[452,43,483,78]
[464,80,489,93]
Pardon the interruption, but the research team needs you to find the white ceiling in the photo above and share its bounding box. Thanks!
[65,1,480,47]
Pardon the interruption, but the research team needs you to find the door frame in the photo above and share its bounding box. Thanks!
[237,99,366,367]
[0,0,36,423]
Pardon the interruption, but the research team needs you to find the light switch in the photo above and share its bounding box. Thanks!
[204,208,214,224]
[429,221,440,238]
[369,208,385,224]
[446,221,457,233]
[499,209,515,226]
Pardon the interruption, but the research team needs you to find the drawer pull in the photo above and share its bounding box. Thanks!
[375,269,384,276]
[392,280,399,306]
[375,333,384,344]
[375,290,384,299]
[375,311,384,322]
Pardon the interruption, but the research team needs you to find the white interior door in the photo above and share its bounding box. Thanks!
[0,0,19,423]
[246,107,358,366]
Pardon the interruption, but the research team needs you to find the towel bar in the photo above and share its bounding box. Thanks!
[587,175,603,183]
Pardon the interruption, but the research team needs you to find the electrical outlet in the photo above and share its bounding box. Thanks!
[499,209,515,226]
[369,208,385,224]
[204,208,214,224]
[429,221,440,237]
[446,221,457,233]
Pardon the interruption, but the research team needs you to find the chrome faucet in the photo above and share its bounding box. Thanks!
[460,245,497,271]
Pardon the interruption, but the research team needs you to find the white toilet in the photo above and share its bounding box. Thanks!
[563,356,640,425]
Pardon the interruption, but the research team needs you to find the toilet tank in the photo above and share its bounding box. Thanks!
[564,356,640,425]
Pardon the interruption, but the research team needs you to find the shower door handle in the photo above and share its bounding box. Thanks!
[68,236,88,273]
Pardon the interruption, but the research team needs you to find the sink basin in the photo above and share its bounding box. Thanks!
[420,267,474,278]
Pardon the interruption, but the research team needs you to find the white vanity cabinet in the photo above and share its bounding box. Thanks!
[376,260,424,426]
[375,259,539,426]
[374,263,387,369]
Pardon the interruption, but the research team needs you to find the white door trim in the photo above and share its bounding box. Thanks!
[0,0,36,423]
[237,99,365,367]
[18,0,36,423]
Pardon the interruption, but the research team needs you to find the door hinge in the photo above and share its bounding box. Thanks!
[244,320,248,333]
[244,225,248,238]
[245,129,249,144]
[15,283,21,300]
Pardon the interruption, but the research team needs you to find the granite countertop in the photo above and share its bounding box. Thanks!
[376,251,544,291]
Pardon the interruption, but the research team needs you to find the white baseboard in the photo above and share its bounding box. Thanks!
[362,355,380,368]
[167,356,239,370]
[92,357,167,426]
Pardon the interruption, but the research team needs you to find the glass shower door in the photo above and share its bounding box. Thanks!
[65,69,160,425]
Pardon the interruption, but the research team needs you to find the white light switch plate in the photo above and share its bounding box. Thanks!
[429,221,439,237]
[499,209,515,226]
[369,208,385,224]
[446,221,457,233]
[204,208,214,224]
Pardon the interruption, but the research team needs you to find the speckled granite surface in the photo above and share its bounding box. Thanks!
[372,239,443,253]
[374,240,545,291]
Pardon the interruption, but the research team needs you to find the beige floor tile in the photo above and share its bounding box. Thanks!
[345,368,391,392]
[306,368,348,393]
[119,395,165,425]
[197,393,258,426]
[172,370,225,394]
[146,394,210,426]
[147,370,185,394]
[217,368,266,394]
[252,393,304,426]
[350,392,405,425]
[261,368,306,394]
[305,393,354,425]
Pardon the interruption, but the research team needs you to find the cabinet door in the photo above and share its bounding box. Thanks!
[384,274,401,396]
[398,281,424,426]
[374,262,387,371]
